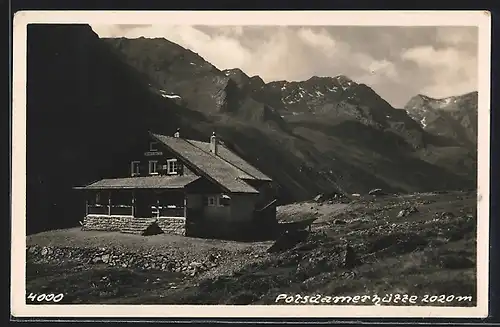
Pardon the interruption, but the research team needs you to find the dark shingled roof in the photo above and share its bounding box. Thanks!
[151,133,270,193]
[188,139,271,181]
[75,175,200,190]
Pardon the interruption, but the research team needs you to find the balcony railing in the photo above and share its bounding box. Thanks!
[154,206,185,218]
[111,205,134,216]
[87,204,183,218]
[87,204,108,215]
[87,204,133,216]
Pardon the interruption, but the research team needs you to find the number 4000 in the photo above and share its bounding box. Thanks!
[27,293,64,303]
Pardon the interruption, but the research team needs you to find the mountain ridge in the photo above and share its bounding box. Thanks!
[404,91,478,148]
[98,35,478,187]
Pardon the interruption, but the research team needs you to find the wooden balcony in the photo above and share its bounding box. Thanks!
[87,204,133,216]
[153,205,185,218]
[87,205,184,217]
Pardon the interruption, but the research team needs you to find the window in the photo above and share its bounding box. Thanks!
[149,160,158,175]
[95,192,101,204]
[149,141,158,151]
[167,159,178,175]
[207,196,217,207]
[204,194,230,207]
[130,161,140,176]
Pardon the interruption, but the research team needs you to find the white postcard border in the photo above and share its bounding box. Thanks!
[11,10,491,318]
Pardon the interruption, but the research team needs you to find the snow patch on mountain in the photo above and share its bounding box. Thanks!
[421,116,427,128]
[162,94,181,99]
[159,89,182,99]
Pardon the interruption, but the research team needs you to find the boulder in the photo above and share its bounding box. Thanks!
[190,261,203,268]
[101,254,110,263]
[397,206,419,218]
[397,210,406,218]
[314,194,324,202]
[368,188,386,196]
[314,191,349,203]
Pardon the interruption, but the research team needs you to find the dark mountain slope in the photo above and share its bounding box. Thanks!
[102,37,286,128]
[26,25,211,234]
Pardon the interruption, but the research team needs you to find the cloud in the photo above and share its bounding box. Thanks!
[401,45,477,98]
[297,28,338,54]
[368,60,399,79]
[90,24,478,107]
[402,46,462,68]
[436,26,478,49]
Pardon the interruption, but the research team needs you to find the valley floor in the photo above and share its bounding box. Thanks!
[25,191,478,306]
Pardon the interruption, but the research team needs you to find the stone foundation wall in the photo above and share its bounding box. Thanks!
[82,215,186,236]
[82,215,273,240]
[156,217,185,236]
[82,215,128,231]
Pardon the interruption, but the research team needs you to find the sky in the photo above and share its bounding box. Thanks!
[90,25,478,108]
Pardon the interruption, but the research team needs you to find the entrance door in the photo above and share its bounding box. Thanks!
[134,191,154,218]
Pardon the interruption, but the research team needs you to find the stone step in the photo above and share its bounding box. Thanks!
[122,222,154,227]
[119,224,151,229]
[119,219,160,236]
[120,226,147,230]
[121,226,154,230]
[120,230,145,235]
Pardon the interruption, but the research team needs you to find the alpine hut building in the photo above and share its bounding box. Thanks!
[74,130,278,239]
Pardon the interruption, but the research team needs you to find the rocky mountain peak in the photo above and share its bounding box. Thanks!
[404,91,478,147]
[222,68,251,89]
[407,91,478,112]
[334,74,355,85]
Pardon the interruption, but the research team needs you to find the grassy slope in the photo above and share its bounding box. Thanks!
[26,191,477,306]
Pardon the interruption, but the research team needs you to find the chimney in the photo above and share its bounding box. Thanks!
[210,132,218,155]
[174,128,180,138]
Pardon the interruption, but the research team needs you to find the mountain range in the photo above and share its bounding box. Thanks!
[25,25,478,233]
